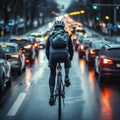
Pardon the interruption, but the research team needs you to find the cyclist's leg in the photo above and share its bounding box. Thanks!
[49,62,57,106]
[49,66,56,96]
[65,68,69,78]
[64,59,71,87]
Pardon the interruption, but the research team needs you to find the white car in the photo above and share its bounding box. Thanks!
[30,33,46,49]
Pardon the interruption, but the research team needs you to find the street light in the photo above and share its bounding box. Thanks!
[105,16,110,20]
[80,10,85,14]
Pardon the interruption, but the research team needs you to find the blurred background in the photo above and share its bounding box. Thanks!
[0,0,120,36]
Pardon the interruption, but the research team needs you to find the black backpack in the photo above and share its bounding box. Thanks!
[51,30,68,49]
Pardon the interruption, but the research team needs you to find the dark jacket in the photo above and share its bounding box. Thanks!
[45,28,74,61]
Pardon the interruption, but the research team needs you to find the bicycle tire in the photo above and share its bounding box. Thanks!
[58,73,62,119]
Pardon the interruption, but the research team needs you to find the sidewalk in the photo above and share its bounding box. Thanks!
[104,35,120,43]
[85,27,120,44]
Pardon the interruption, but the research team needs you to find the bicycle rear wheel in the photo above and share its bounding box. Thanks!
[58,74,62,119]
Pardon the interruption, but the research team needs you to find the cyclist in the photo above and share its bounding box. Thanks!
[45,20,74,106]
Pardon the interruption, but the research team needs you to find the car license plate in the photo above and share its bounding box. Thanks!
[116,64,120,68]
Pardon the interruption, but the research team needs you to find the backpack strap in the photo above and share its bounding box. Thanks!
[52,29,64,39]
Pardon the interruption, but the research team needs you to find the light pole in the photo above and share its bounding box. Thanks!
[93,1,120,42]
[114,0,117,42]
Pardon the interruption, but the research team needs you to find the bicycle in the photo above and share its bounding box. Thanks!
[54,62,66,119]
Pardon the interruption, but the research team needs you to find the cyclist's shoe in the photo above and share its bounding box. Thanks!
[61,91,65,98]
[65,77,71,87]
[49,96,55,106]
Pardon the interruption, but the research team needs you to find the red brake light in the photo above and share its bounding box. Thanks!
[90,50,95,54]
[80,45,84,50]
[102,58,113,64]
[34,43,38,47]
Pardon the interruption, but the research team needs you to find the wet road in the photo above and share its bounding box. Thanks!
[0,48,120,120]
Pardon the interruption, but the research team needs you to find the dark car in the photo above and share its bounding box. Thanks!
[0,49,11,94]
[85,40,110,66]
[9,36,35,64]
[29,36,39,56]
[0,42,26,74]
[95,43,120,83]
[74,34,84,51]
[77,38,92,58]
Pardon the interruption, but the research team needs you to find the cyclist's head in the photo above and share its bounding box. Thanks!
[53,20,65,29]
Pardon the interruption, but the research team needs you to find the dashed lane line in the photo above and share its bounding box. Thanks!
[7,58,47,117]
[7,92,27,116]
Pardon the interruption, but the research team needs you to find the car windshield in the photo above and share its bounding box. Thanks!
[83,40,91,45]
[10,39,29,47]
[1,46,16,53]
[93,42,104,49]
[106,49,120,58]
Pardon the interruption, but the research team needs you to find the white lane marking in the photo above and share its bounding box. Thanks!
[7,53,47,116]
[7,92,27,116]
[31,59,47,85]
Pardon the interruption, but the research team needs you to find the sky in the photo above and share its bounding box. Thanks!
[56,0,73,10]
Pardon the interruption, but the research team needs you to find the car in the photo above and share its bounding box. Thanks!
[73,34,84,51]
[85,40,110,66]
[29,36,39,56]
[0,42,26,74]
[0,50,11,94]
[77,38,92,58]
[9,36,36,65]
[30,32,46,49]
[95,43,120,83]
[75,27,86,36]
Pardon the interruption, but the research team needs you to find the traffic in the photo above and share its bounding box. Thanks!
[0,15,120,120]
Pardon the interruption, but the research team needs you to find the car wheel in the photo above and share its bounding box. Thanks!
[75,46,78,51]
[30,58,33,65]
[7,73,12,87]
[23,63,26,71]
[36,51,39,56]
[78,52,83,59]
[0,74,4,94]
[98,73,105,83]
[17,69,22,75]
[94,69,98,77]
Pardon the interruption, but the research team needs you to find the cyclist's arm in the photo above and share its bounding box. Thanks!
[68,35,74,60]
[45,37,50,60]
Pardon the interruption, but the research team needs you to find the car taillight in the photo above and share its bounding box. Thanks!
[34,43,38,47]
[19,49,22,53]
[11,54,19,59]
[73,36,77,40]
[24,45,31,49]
[102,58,113,65]
[76,40,79,44]
[25,59,30,63]
[80,45,84,50]
[90,50,95,54]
